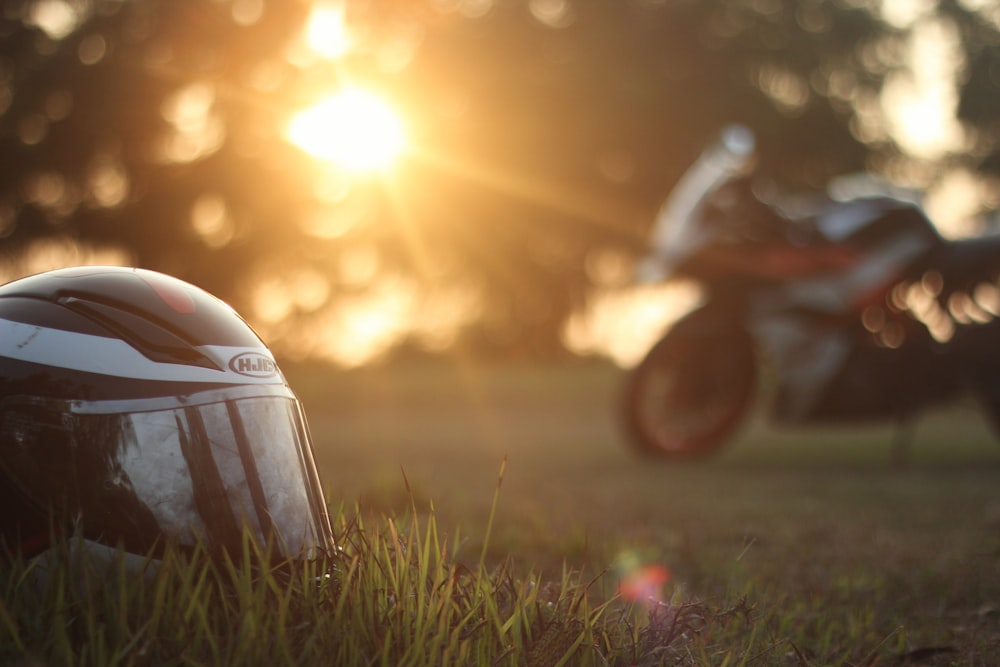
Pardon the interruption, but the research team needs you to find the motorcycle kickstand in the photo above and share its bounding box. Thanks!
[891,416,916,468]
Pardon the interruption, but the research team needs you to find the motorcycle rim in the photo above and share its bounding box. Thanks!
[622,326,756,459]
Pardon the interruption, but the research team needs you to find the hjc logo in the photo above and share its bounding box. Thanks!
[228,352,278,378]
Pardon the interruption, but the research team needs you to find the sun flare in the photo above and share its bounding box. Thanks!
[287,89,405,172]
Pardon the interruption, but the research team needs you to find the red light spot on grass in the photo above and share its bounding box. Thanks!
[618,565,672,603]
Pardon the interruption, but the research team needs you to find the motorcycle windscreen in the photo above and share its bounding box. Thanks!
[72,386,335,560]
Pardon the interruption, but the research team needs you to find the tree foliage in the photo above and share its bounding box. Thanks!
[0,0,996,361]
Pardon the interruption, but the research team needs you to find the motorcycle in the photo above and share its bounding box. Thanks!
[621,125,1000,459]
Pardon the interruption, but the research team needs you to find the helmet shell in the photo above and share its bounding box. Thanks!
[0,265,282,400]
[0,266,334,561]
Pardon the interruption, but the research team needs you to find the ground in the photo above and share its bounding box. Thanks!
[290,360,1000,663]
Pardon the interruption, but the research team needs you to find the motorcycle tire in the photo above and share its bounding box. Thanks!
[621,324,756,460]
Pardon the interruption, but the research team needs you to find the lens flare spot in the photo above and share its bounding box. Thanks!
[618,564,672,604]
[304,3,352,59]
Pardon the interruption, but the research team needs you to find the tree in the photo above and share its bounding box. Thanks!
[0,0,988,363]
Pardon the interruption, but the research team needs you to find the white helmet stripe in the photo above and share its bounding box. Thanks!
[0,318,280,384]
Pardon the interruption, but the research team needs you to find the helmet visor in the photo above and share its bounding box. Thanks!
[64,385,335,560]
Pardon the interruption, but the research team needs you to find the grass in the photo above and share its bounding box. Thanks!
[5,360,1000,664]
[2,481,757,666]
[299,360,1000,664]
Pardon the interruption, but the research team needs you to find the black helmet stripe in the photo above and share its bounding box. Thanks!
[175,408,243,553]
[225,400,275,543]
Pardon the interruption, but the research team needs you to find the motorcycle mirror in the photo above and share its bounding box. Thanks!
[719,124,755,158]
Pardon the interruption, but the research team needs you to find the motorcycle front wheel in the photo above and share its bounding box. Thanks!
[621,325,756,459]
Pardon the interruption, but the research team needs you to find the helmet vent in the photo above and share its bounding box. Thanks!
[59,297,222,370]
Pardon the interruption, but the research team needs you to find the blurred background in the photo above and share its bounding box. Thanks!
[9,6,1000,643]
[2,0,1000,368]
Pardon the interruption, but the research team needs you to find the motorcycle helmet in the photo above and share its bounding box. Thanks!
[0,266,335,563]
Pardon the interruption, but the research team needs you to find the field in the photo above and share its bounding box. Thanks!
[5,361,1000,665]
[296,360,1000,664]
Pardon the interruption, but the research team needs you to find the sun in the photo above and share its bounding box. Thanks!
[287,89,406,172]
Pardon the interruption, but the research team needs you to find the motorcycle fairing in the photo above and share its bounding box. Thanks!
[638,126,756,283]
[760,314,952,424]
[746,201,945,423]
[814,197,922,242]
[749,316,852,421]
[760,230,933,315]
[795,325,965,422]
